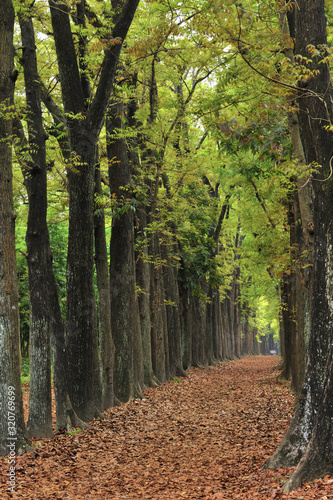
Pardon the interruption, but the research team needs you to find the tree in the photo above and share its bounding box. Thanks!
[275,6,314,394]
[12,4,88,434]
[48,0,140,420]
[3,0,288,447]
[266,0,333,490]
[94,164,115,411]
[107,97,144,402]
[0,0,30,455]
[18,7,53,438]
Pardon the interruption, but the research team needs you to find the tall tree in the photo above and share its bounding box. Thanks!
[267,0,333,490]
[16,6,88,433]
[94,164,115,410]
[0,0,30,455]
[48,0,140,420]
[277,6,314,394]
[5,0,288,439]
[107,98,144,402]
[18,7,53,438]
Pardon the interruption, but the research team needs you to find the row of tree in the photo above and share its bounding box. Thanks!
[1,0,280,448]
[1,0,333,491]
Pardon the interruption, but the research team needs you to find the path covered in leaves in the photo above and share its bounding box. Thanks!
[1,356,333,499]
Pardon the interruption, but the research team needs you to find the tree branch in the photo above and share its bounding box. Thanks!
[48,0,84,116]
[250,178,276,229]
[214,194,231,243]
[86,0,140,138]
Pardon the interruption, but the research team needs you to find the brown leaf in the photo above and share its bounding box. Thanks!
[1,357,332,499]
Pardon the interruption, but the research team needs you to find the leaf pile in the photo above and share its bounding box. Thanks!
[1,356,333,499]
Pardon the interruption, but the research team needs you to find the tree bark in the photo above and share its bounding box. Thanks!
[278,7,314,394]
[18,11,53,439]
[178,271,192,370]
[94,166,115,410]
[267,0,333,487]
[161,242,187,378]
[13,117,88,433]
[0,0,30,456]
[149,232,169,382]
[135,206,160,386]
[48,0,140,420]
[283,350,333,491]
[107,101,144,402]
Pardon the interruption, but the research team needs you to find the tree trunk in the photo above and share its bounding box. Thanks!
[135,206,160,386]
[233,270,241,359]
[267,0,333,487]
[107,101,144,402]
[279,272,294,381]
[178,274,192,370]
[205,286,215,364]
[283,350,333,491]
[49,263,90,431]
[149,233,169,382]
[241,305,251,356]
[252,326,260,355]
[212,290,223,360]
[278,9,314,393]
[65,130,103,422]
[48,0,99,422]
[227,285,236,357]
[18,12,53,439]
[94,165,115,410]
[0,0,30,456]
[161,242,187,378]
[279,193,299,387]
[48,0,140,420]
[190,283,208,368]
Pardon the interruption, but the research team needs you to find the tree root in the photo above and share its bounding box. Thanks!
[263,399,311,469]
[282,451,329,492]
[65,395,91,430]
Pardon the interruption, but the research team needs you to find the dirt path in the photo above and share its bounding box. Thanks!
[1,356,333,499]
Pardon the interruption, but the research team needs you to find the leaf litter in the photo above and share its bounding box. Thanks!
[1,356,332,499]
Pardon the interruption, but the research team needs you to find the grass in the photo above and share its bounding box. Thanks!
[67,429,85,435]
[21,357,30,384]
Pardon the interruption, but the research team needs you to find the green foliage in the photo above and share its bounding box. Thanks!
[252,297,279,341]
[17,255,30,357]
[177,184,216,278]
[48,214,68,318]
[14,193,29,357]
[171,377,184,383]
[67,428,85,435]
[21,357,29,379]
[14,173,69,350]
[11,0,308,356]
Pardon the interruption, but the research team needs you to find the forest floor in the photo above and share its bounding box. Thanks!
[1,356,333,499]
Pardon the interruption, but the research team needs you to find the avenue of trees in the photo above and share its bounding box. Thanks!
[1,0,333,491]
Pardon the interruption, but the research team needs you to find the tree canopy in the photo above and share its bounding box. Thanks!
[2,0,333,491]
